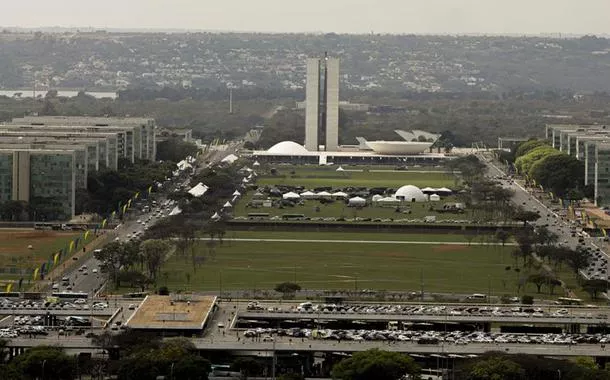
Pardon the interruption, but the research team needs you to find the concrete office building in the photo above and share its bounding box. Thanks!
[0,143,87,189]
[0,130,120,170]
[545,124,610,206]
[304,56,340,151]
[9,116,156,161]
[0,149,76,219]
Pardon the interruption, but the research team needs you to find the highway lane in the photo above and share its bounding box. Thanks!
[63,142,242,296]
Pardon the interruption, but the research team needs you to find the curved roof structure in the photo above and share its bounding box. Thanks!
[395,185,428,202]
[365,141,434,154]
[267,141,310,155]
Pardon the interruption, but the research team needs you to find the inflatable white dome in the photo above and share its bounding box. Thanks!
[267,141,310,155]
[395,185,428,202]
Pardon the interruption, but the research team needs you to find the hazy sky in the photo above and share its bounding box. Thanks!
[3,0,610,35]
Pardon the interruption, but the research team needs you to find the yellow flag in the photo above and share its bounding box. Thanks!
[549,192,554,200]
[603,228,608,238]
[127,199,132,208]
[148,185,153,194]
[135,192,140,199]
[69,240,75,253]
[122,204,128,214]
[33,267,39,281]
[54,252,60,265]
[84,230,90,240]
[101,219,107,228]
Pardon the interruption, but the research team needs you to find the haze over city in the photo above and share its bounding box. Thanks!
[3,0,610,35]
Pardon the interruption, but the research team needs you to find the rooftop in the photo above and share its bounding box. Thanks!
[125,295,216,331]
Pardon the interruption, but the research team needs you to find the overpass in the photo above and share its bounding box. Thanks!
[5,337,610,358]
[237,310,608,326]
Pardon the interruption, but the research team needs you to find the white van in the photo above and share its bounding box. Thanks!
[467,293,487,301]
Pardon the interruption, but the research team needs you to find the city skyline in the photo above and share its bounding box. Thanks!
[3,0,610,35]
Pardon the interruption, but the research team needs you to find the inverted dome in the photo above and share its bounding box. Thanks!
[267,141,310,155]
[395,185,428,202]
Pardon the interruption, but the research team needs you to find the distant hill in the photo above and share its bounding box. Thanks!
[1,32,610,93]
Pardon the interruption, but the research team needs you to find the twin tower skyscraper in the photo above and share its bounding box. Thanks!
[304,55,340,152]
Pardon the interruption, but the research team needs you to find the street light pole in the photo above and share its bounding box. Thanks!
[42,359,47,380]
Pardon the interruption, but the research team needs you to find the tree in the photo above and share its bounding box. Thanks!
[331,349,420,380]
[231,357,262,379]
[527,272,554,293]
[512,208,540,227]
[94,242,139,287]
[156,138,199,162]
[530,153,585,198]
[565,247,591,276]
[533,226,558,249]
[514,139,550,159]
[10,346,75,380]
[582,279,610,299]
[495,229,511,247]
[140,239,172,282]
[468,355,525,380]
[521,295,534,305]
[274,282,302,297]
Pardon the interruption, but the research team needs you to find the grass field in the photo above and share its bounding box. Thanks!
[256,167,456,189]
[0,230,80,280]
[156,231,575,297]
[224,230,507,243]
[233,193,472,221]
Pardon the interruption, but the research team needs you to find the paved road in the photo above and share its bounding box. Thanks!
[480,153,610,299]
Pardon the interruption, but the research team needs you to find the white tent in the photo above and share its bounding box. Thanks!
[223,201,233,208]
[436,187,453,194]
[371,194,383,202]
[332,191,348,199]
[253,161,261,167]
[169,206,182,216]
[242,178,249,183]
[221,154,239,164]
[232,190,241,196]
[336,166,345,172]
[300,191,316,199]
[377,196,400,203]
[348,196,367,207]
[188,183,208,197]
[317,191,332,198]
[421,187,437,194]
[211,212,221,221]
[176,160,193,171]
[429,194,441,201]
[282,192,301,200]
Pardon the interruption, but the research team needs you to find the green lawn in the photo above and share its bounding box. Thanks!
[256,167,456,189]
[158,232,522,294]
[225,230,506,243]
[0,230,80,281]
[233,193,475,222]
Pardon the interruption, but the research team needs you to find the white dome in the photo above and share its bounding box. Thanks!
[395,185,427,202]
[267,141,310,155]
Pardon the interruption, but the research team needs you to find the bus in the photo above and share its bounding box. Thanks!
[210,364,240,377]
[557,297,583,305]
[51,292,88,299]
